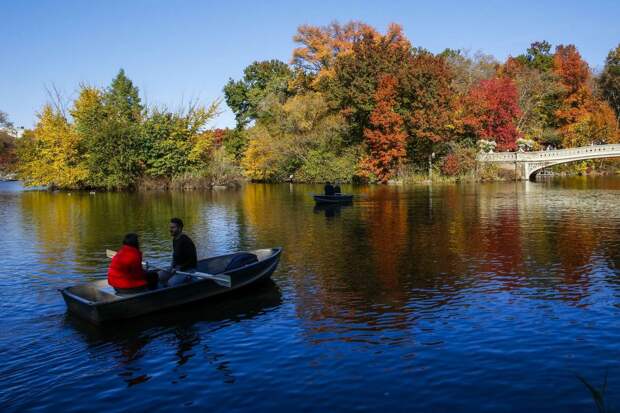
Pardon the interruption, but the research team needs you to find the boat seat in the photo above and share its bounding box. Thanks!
[224,252,258,272]
[98,284,118,295]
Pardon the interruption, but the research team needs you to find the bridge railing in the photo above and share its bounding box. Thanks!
[477,144,620,162]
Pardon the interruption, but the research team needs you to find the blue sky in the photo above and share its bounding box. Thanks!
[1,0,619,129]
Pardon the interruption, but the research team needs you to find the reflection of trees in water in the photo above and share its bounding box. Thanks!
[19,190,253,279]
[23,181,620,341]
[241,182,620,342]
[65,280,281,387]
[463,183,617,302]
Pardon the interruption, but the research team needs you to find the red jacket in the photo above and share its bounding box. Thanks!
[107,245,147,289]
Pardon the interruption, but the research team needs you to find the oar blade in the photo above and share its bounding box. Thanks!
[212,274,232,288]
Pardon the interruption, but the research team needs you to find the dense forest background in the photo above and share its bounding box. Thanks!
[2,22,619,189]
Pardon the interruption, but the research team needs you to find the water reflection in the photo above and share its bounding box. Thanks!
[235,180,620,343]
[4,178,620,411]
[313,203,350,218]
[17,180,620,334]
[65,281,282,387]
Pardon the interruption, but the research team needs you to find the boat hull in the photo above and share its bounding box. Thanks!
[313,194,354,204]
[61,248,282,324]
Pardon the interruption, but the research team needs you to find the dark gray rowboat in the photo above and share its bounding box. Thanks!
[60,247,282,324]
[313,194,354,204]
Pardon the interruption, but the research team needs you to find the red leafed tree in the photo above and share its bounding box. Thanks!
[462,77,522,151]
[359,74,407,183]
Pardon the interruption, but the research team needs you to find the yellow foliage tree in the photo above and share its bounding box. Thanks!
[241,125,285,181]
[564,100,620,147]
[17,105,88,188]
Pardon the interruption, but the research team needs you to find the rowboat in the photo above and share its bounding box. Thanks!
[313,194,354,204]
[60,247,282,324]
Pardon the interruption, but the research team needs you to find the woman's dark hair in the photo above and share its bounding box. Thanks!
[123,233,140,249]
[170,217,184,229]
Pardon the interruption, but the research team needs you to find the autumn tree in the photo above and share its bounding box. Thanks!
[359,75,407,183]
[292,21,380,86]
[0,111,13,129]
[0,111,17,171]
[440,49,498,95]
[500,57,563,143]
[461,77,522,151]
[399,51,455,159]
[553,44,619,146]
[17,105,88,188]
[242,92,352,182]
[325,24,454,163]
[562,100,619,146]
[326,25,411,144]
[552,44,591,131]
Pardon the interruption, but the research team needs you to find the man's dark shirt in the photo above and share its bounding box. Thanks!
[324,184,335,196]
[172,233,197,270]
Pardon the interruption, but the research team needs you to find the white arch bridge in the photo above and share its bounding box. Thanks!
[476,144,620,180]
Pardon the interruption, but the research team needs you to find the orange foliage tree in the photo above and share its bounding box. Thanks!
[292,22,407,87]
[553,44,619,145]
[553,45,592,129]
[359,75,407,183]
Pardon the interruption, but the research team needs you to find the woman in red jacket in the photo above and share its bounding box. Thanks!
[108,233,158,293]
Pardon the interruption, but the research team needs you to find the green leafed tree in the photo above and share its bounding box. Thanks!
[104,69,143,122]
[512,41,554,72]
[141,101,220,178]
[599,44,620,124]
[76,70,144,189]
[223,60,293,128]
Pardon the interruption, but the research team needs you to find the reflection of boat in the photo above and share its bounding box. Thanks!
[313,194,354,204]
[313,203,350,217]
[65,280,283,385]
[60,248,282,324]
[65,279,283,339]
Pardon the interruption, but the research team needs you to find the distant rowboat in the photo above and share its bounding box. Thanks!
[313,194,354,204]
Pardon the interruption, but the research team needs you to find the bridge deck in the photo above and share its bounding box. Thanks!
[477,144,620,163]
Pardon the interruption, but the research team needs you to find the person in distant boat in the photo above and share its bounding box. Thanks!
[333,182,342,195]
[324,181,335,196]
[108,233,158,293]
[159,217,198,286]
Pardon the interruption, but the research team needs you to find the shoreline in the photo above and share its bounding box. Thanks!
[6,171,620,193]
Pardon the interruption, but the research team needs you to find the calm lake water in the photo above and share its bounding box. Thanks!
[1,178,620,412]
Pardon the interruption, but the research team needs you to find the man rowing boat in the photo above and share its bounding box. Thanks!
[158,217,198,286]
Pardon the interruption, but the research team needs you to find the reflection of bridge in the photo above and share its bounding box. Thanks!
[477,144,620,180]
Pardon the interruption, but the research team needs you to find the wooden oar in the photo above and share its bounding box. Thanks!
[175,270,232,288]
[105,249,231,288]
